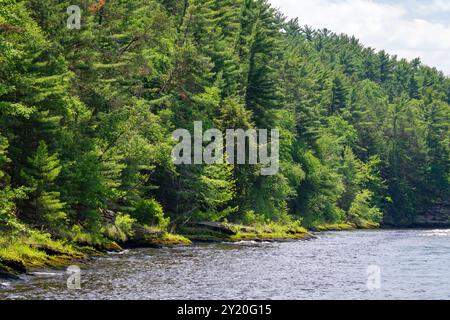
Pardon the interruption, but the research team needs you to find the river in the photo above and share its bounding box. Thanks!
[1,229,449,300]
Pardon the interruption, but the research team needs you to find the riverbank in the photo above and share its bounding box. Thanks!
[0,227,86,280]
[4,229,448,300]
[0,222,192,279]
[1,220,377,279]
[178,222,314,242]
[310,221,379,231]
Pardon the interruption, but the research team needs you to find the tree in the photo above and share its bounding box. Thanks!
[378,50,392,84]
[409,76,420,99]
[1,0,449,238]
[0,134,25,225]
[382,97,428,225]
[347,190,382,226]
[21,141,66,229]
[330,74,348,115]
[422,95,450,203]
[241,0,284,127]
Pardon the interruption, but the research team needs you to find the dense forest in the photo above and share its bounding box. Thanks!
[1,0,449,250]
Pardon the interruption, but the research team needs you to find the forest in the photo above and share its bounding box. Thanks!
[0,0,449,266]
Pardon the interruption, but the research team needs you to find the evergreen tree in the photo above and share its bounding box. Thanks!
[0,135,20,224]
[21,141,67,229]
[378,50,392,84]
[1,0,449,237]
[409,76,420,99]
[241,0,284,127]
[330,74,348,115]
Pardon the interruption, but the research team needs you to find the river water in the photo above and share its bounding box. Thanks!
[1,229,449,300]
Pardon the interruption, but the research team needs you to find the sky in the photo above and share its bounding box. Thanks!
[269,0,450,75]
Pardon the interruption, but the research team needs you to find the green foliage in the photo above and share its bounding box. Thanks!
[0,135,13,223]
[0,0,448,242]
[348,190,383,225]
[240,210,266,225]
[133,198,169,229]
[294,150,345,226]
[0,135,28,224]
[20,141,67,229]
[192,163,237,222]
[0,219,81,274]
[114,213,136,240]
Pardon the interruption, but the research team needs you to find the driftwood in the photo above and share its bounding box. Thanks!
[185,222,237,236]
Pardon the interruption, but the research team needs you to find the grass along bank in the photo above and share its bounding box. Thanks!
[179,221,314,242]
[309,221,379,232]
[1,217,380,279]
[0,220,314,278]
[0,218,191,279]
[0,222,85,279]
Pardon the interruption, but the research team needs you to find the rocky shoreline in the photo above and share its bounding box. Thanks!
[9,218,450,281]
[412,201,450,228]
[178,222,315,242]
[0,221,316,280]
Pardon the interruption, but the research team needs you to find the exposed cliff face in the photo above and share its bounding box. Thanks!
[413,201,450,228]
[382,201,450,228]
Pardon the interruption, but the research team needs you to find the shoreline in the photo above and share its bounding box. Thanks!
[5,221,449,281]
[0,221,356,280]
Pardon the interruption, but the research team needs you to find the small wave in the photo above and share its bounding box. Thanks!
[229,240,273,245]
[29,272,60,277]
[0,282,11,287]
[419,229,450,237]
[107,249,129,255]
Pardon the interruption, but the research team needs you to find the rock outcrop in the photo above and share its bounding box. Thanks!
[413,201,450,228]
[186,222,237,236]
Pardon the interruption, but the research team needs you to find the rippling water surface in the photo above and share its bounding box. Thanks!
[1,230,449,300]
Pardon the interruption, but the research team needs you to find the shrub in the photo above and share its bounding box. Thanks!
[115,213,136,238]
[348,190,383,224]
[133,198,169,229]
[240,210,265,225]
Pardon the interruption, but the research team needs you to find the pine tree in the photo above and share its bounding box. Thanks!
[409,75,420,99]
[281,26,329,144]
[1,0,449,234]
[0,135,9,184]
[383,96,428,224]
[241,0,284,127]
[21,141,67,228]
[446,80,450,105]
[0,135,15,223]
[378,50,392,84]
[423,94,450,202]
[330,74,348,115]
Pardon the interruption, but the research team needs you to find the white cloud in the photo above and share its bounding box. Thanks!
[413,0,450,15]
[428,0,450,12]
[269,0,450,75]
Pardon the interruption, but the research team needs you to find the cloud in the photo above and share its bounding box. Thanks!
[428,0,450,12]
[269,0,450,75]
[413,0,450,15]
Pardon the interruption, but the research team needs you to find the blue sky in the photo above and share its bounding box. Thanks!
[269,0,450,75]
